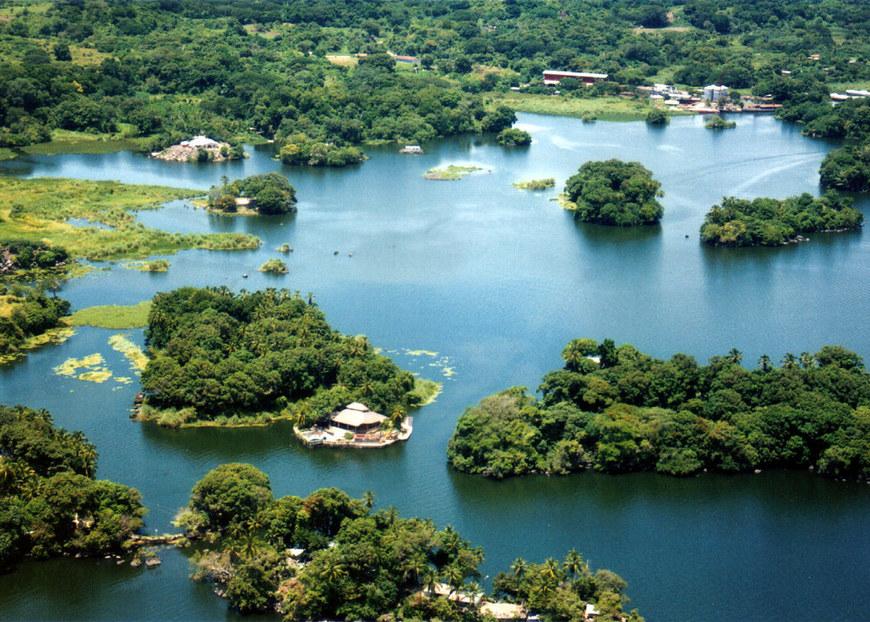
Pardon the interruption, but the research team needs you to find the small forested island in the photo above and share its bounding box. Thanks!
[259,258,288,274]
[563,160,664,226]
[496,128,532,146]
[424,165,485,181]
[0,283,71,362]
[699,192,863,246]
[645,109,669,126]
[704,115,736,130]
[0,405,146,570]
[207,173,297,215]
[139,287,432,427]
[0,177,259,261]
[448,339,870,479]
[513,178,556,191]
[151,135,245,163]
[177,463,642,621]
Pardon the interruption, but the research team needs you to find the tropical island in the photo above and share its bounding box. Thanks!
[138,287,436,428]
[699,192,863,246]
[151,135,245,163]
[207,173,297,215]
[513,178,556,191]
[0,405,146,570]
[176,462,643,622]
[704,115,736,130]
[563,159,664,226]
[448,338,870,479]
[0,283,71,363]
[496,128,532,146]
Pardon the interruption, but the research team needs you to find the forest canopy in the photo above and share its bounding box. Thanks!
[699,192,863,246]
[447,339,870,480]
[564,159,664,226]
[0,405,146,569]
[178,463,641,621]
[140,287,422,426]
[207,173,297,214]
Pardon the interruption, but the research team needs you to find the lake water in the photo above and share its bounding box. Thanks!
[1,113,869,621]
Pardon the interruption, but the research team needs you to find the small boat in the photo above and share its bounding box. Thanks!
[400,145,424,154]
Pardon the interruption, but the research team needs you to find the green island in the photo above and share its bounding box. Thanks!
[0,177,259,261]
[207,173,297,215]
[0,405,146,570]
[496,128,532,146]
[259,258,288,274]
[138,287,436,428]
[0,283,72,364]
[704,115,736,130]
[513,178,556,191]
[448,339,870,479]
[67,301,152,330]
[563,160,664,226]
[176,463,642,621]
[424,165,486,181]
[645,109,670,126]
[700,193,863,246]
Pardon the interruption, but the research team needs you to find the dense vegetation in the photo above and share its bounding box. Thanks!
[140,287,422,426]
[0,283,70,357]
[179,463,639,621]
[0,405,146,569]
[564,159,664,226]
[0,176,258,261]
[699,192,863,246]
[645,109,669,126]
[704,115,736,129]
[495,127,531,146]
[0,239,69,275]
[4,0,870,165]
[207,173,297,215]
[448,339,870,479]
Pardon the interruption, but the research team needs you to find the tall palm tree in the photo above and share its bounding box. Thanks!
[541,557,562,584]
[510,557,527,579]
[442,563,465,597]
[800,351,816,369]
[758,354,772,372]
[781,352,798,369]
[401,554,427,588]
[727,348,742,365]
[362,490,375,510]
[563,548,588,579]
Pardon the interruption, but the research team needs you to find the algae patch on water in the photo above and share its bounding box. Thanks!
[54,353,112,383]
[68,301,151,329]
[109,334,148,371]
[424,165,488,180]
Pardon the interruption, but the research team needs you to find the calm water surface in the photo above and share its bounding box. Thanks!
[1,114,868,621]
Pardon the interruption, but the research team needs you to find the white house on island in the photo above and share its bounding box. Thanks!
[329,402,386,435]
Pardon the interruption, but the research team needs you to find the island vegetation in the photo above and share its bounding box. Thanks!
[645,109,669,126]
[513,178,556,191]
[704,115,736,129]
[0,405,146,570]
[139,287,430,427]
[424,165,484,181]
[259,258,288,274]
[0,177,259,261]
[0,283,71,362]
[564,159,664,226]
[448,339,870,480]
[496,128,531,146]
[207,173,297,215]
[177,463,641,621]
[699,192,863,246]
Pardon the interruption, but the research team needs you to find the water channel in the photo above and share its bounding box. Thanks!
[1,113,868,621]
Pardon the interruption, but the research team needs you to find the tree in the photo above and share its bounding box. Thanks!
[53,43,72,61]
[565,159,664,226]
[563,548,588,578]
[188,463,273,534]
[646,109,669,126]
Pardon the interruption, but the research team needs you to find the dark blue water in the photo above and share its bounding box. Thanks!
[1,114,868,621]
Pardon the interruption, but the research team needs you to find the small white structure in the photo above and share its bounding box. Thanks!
[481,601,527,620]
[542,70,608,86]
[584,602,601,620]
[329,402,386,435]
[703,85,729,102]
[181,135,221,149]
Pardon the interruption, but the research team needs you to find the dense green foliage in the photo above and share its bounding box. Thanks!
[0,284,70,356]
[495,127,531,146]
[208,173,297,215]
[0,405,146,569]
[704,115,736,129]
[565,159,664,226]
[0,239,69,274]
[141,287,420,425]
[645,109,669,126]
[699,192,863,246]
[181,464,637,620]
[448,339,870,479]
[493,552,643,622]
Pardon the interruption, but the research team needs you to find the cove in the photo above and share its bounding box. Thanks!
[1,113,868,621]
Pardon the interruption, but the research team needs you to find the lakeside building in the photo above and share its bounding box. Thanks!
[703,85,729,102]
[329,402,386,435]
[542,70,608,86]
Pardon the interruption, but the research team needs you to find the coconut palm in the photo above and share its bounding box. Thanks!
[563,548,588,578]
[510,557,527,578]
[781,352,798,369]
[727,348,742,365]
[363,490,375,510]
[758,354,772,372]
[541,557,562,584]
[800,351,816,369]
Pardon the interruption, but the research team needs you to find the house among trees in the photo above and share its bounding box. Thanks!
[180,135,221,150]
[703,85,729,102]
[542,70,608,86]
[329,402,386,435]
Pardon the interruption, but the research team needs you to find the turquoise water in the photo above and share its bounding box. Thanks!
[1,114,868,621]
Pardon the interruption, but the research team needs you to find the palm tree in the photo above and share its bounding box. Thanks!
[319,554,347,584]
[362,490,375,510]
[563,548,588,579]
[442,563,465,596]
[758,354,772,372]
[510,557,527,579]
[401,554,428,588]
[561,339,586,372]
[420,566,439,596]
[781,352,798,369]
[389,405,406,427]
[800,351,816,369]
[0,457,16,493]
[541,557,562,584]
[727,348,742,365]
